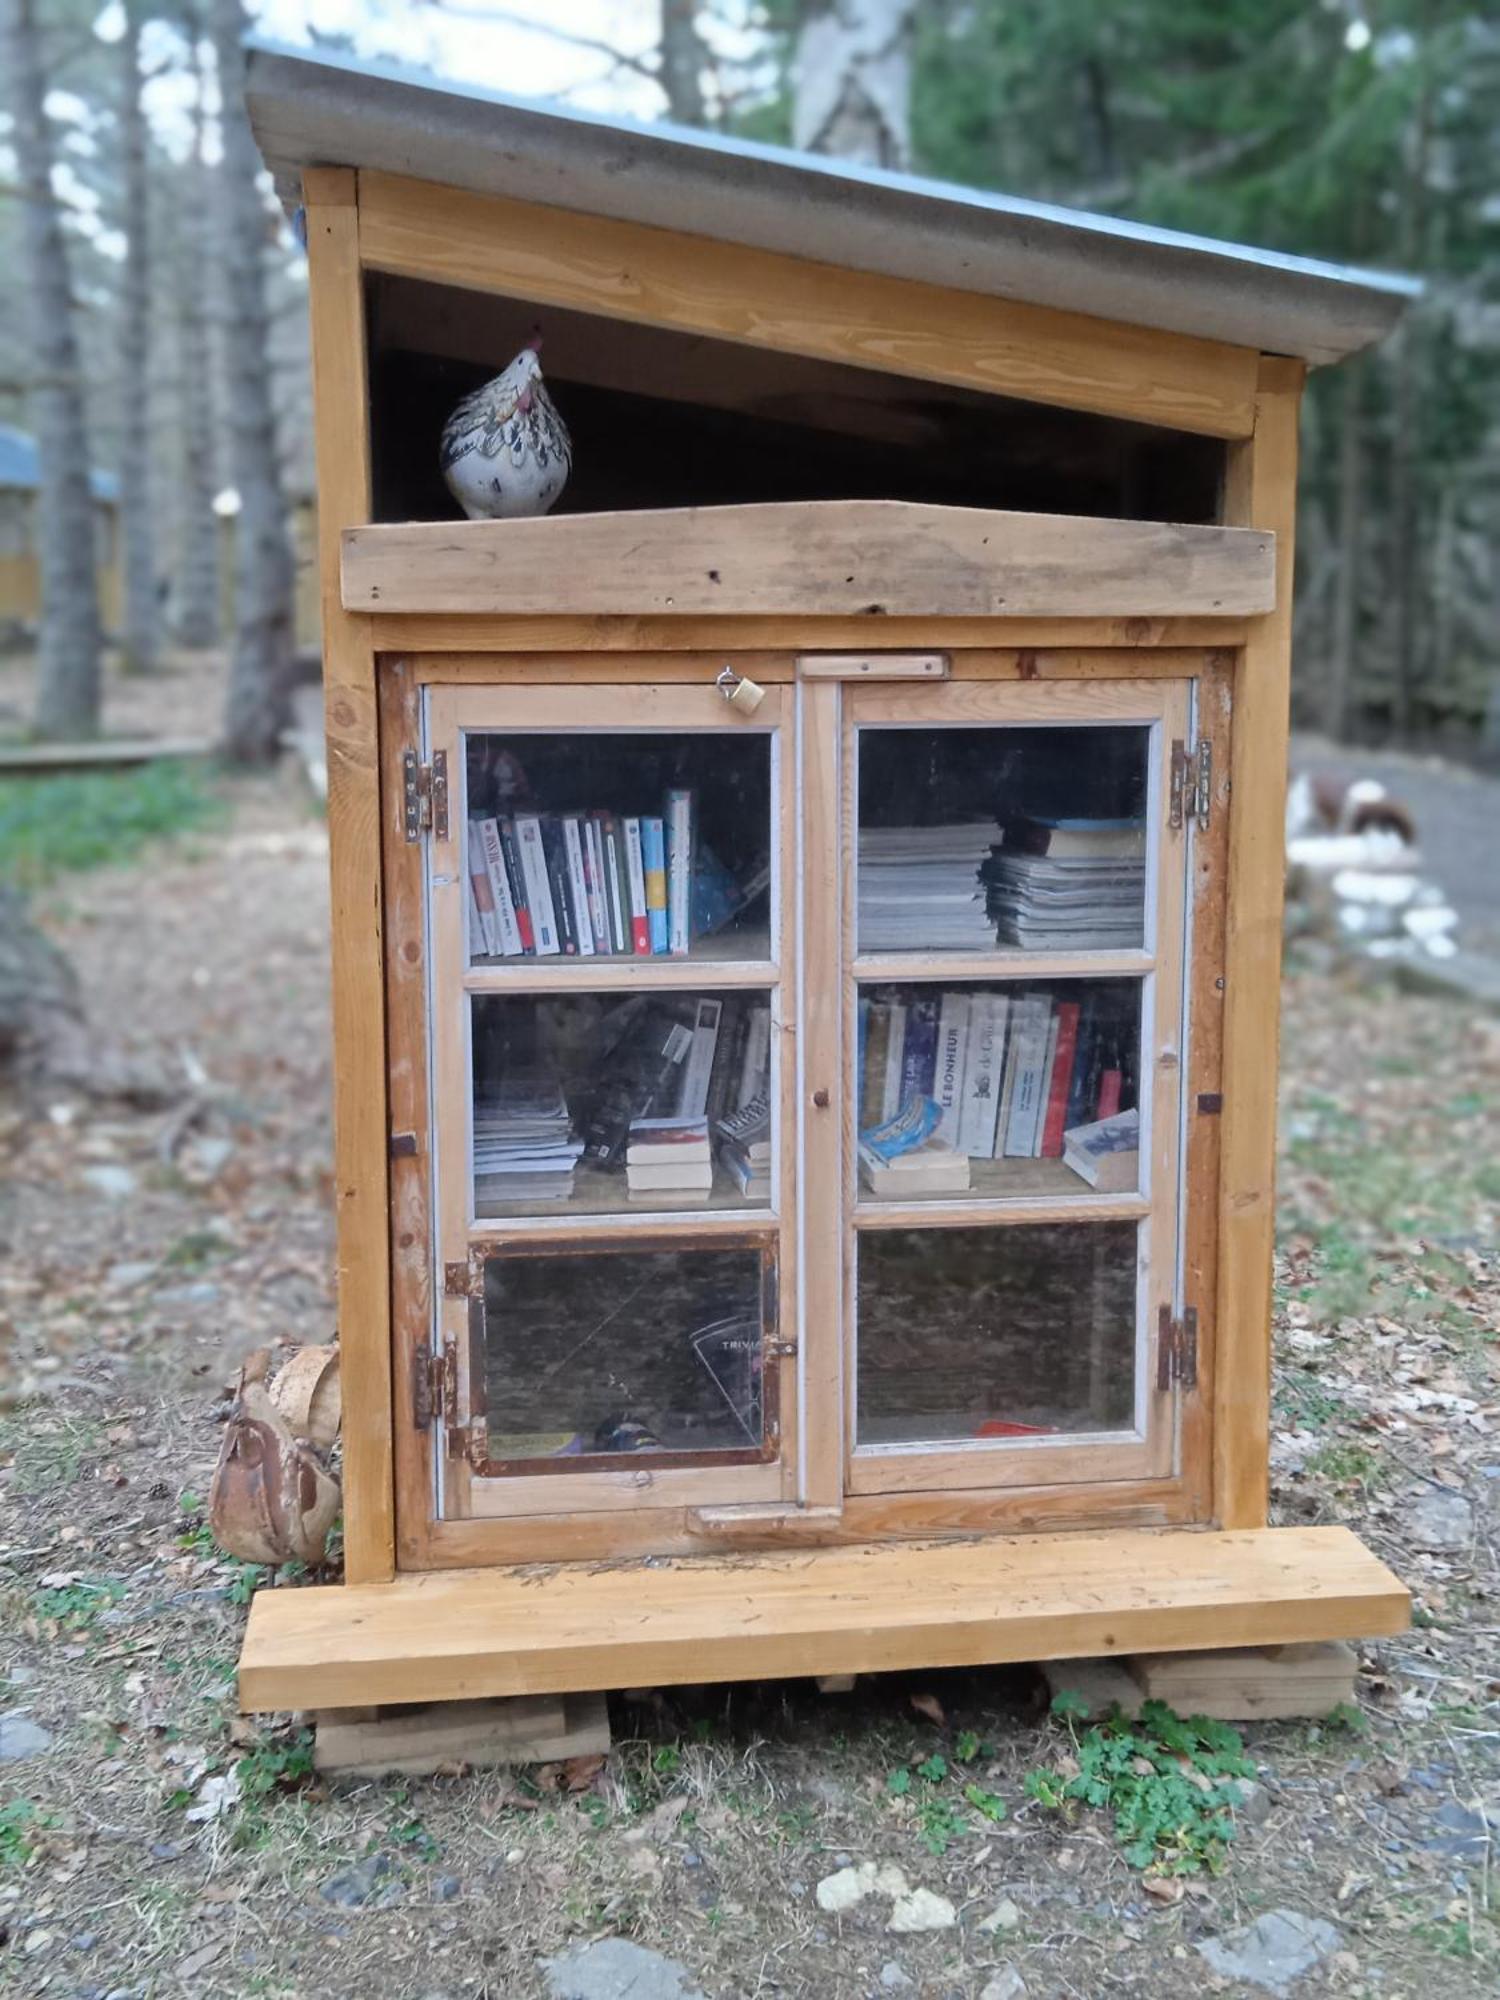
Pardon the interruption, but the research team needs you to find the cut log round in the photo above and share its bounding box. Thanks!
[270,1344,342,1449]
[211,1354,340,1566]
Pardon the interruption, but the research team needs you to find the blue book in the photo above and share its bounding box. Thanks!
[641,816,669,954]
[898,995,940,1107]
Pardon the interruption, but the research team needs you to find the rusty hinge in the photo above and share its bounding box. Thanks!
[1168,740,1212,831]
[401,747,449,842]
[767,1340,798,1359]
[411,1336,460,1432]
[1157,1305,1200,1391]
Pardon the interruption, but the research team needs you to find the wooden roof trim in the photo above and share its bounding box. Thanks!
[352,170,1260,441]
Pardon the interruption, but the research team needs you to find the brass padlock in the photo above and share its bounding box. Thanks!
[715,664,766,716]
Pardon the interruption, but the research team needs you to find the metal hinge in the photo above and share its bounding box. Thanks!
[412,1335,459,1428]
[1168,740,1212,831]
[402,747,449,842]
[1157,1305,1200,1391]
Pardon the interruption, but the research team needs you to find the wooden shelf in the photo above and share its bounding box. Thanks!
[474,1162,771,1231]
[239,1525,1406,1711]
[855,1155,1145,1227]
[467,929,775,993]
[852,949,1153,984]
[342,503,1276,620]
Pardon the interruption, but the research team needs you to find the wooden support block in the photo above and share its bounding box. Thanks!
[1039,1657,1144,1720]
[1126,1642,1356,1721]
[313,1691,610,1777]
[815,1674,857,1694]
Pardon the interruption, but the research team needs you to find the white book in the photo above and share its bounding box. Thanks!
[514,814,560,957]
[957,992,1009,1158]
[582,816,611,953]
[1002,995,1053,1157]
[738,1005,772,1109]
[478,817,524,957]
[665,788,693,957]
[601,818,628,953]
[881,1000,907,1121]
[1032,1010,1061,1158]
[467,870,497,959]
[626,1160,715,1191]
[675,997,723,1118]
[560,816,596,958]
[932,991,971,1148]
[623,816,651,955]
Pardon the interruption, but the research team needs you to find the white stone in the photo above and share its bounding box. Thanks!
[978,1896,1023,1933]
[815,1862,878,1912]
[887,1887,956,1934]
[1196,1909,1342,1997]
[542,1938,704,2000]
[878,1965,914,1993]
[0,1715,53,1762]
[980,1971,1027,2000]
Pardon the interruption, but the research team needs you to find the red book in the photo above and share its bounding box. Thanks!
[1038,1001,1082,1158]
[1096,1068,1123,1120]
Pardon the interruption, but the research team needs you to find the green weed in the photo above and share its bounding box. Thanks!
[1304,1441,1381,1486]
[0,760,221,888]
[1024,1693,1254,1875]
[32,1576,126,1628]
[885,1740,1008,1854]
[0,1798,48,1866]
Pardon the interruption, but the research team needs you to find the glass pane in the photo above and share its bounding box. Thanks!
[480,1245,770,1465]
[472,991,775,1217]
[856,979,1141,1201]
[857,725,1148,955]
[464,731,772,965]
[856,1223,1139,1447]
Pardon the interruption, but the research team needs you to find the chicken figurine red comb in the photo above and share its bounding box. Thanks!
[439,337,572,520]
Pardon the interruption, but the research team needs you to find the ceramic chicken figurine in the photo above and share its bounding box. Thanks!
[439,340,572,520]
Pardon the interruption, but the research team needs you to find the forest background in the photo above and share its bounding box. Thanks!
[1,0,1496,765]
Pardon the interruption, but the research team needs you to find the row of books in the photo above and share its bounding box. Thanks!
[467,795,768,962]
[857,987,1135,1164]
[467,797,691,960]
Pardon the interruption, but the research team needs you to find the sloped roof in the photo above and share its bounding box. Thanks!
[0,424,119,504]
[245,38,1416,369]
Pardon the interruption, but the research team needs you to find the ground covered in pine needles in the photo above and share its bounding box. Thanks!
[2,709,1497,1999]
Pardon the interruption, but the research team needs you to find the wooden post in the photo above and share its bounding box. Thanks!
[302,168,395,1583]
[1215,355,1305,1529]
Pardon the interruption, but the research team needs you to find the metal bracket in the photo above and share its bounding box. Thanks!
[1168,740,1212,831]
[1157,1305,1200,1391]
[401,747,449,841]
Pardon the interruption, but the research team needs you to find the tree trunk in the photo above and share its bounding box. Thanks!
[792,0,917,169]
[212,0,296,766]
[171,34,220,649]
[1388,23,1434,742]
[1326,358,1363,742]
[1,0,103,740]
[118,0,161,675]
[658,0,708,125]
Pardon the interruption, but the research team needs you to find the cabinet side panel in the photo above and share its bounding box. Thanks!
[1216,356,1304,1529]
[304,169,394,1582]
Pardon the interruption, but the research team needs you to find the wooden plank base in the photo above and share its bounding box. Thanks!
[240,1527,1406,1714]
[1041,1640,1359,1721]
[313,1691,610,1777]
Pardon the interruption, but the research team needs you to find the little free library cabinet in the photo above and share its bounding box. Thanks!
[239,44,1412,1712]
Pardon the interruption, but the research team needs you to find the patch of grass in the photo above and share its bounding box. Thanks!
[0,759,221,888]
[885,1739,1008,1855]
[0,1414,100,1494]
[32,1575,126,1629]
[1025,1692,1254,1876]
[1304,1441,1381,1487]
[0,1798,49,1867]
[162,1227,230,1270]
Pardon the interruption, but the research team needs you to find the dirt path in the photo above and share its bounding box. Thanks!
[2,689,1497,1998]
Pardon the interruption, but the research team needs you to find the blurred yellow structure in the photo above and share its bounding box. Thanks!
[0,424,121,638]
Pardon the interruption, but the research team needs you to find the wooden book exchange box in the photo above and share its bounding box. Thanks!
[238,44,1413,1714]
